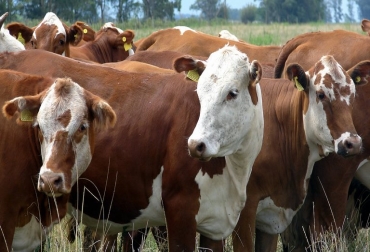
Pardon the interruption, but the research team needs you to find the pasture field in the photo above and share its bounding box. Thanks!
[25,19,369,251]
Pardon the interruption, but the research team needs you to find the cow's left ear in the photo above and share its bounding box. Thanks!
[361,19,370,36]
[85,91,117,131]
[116,30,135,51]
[249,60,262,86]
[67,24,83,46]
[74,21,95,42]
[173,56,206,82]
[286,63,309,91]
[2,91,46,124]
[347,60,370,86]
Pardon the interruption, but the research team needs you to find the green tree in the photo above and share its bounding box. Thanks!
[217,2,228,19]
[326,0,343,22]
[116,0,140,22]
[240,4,257,23]
[355,0,370,19]
[142,0,181,21]
[190,0,221,20]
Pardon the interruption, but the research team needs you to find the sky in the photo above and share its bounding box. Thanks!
[177,0,359,22]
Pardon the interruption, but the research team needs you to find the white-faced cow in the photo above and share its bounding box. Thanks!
[1,73,116,251]
[6,12,83,56]
[230,55,363,252]
[0,12,25,52]
[0,46,262,252]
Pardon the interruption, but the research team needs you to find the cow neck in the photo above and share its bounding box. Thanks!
[88,36,116,63]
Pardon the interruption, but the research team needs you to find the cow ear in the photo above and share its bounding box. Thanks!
[249,60,262,86]
[6,22,34,43]
[74,21,95,42]
[361,19,370,36]
[286,64,308,91]
[67,24,83,46]
[116,29,135,51]
[173,56,206,82]
[2,91,46,124]
[347,60,370,86]
[85,91,117,131]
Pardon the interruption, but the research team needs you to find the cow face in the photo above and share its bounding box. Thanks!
[186,45,263,161]
[287,55,362,157]
[2,78,116,197]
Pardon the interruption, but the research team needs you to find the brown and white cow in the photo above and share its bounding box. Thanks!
[0,12,25,52]
[70,22,135,63]
[6,12,83,56]
[0,46,263,252]
[279,60,370,251]
[136,26,281,64]
[0,72,116,251]
[229,55,364,252]
[274,29,370,78]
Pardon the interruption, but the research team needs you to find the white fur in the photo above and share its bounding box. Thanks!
[355,159,370,189]
[33,12,66,40]
[219,30,239,41]
[0,25,25,52]
[102,22,124,34]
[173,26,197,35]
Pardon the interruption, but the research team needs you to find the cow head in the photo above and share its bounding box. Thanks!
[0,12,25,52]
[286,55,362,157]
[2,78,116,197]
[74,21,96,43]
[177,45,263,161]
[6,12,83,56]
[361,19,370,36]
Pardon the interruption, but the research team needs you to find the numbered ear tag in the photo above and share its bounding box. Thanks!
[20,110,33,122]
[186,70,200,82]
[294,76,304,91]
[124,43,132,51]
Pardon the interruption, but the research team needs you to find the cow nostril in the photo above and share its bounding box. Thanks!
[345,140,353,149]
[196,142,206,153]
[54,177,63,187]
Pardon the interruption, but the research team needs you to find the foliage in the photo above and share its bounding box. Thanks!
[217,2,228,20]
[240,4,258,23]
[355,0,370,19]
[190,0,221,20]
[142,0,181,21]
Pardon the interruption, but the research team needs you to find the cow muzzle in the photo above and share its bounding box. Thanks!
[337,134,362,157]
[38,171,68,197]
[188,139,212,162]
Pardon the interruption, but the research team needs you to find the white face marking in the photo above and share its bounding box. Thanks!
[12,216,54,251]
[256,197,298,234]
[0,25,25,52]
[102,22,124,34]
[37,80,92,193]
[33,12,66,40]
[173,26,197,35]
[188,45,263,158]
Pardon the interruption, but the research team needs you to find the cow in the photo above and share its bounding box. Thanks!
[276,60,370,251]
[70,22,135,63]
[218,29,239,41]
[6,12,83,56]
[0,12,25,52]
[230,55,364,252]
[0,71,116,251]
[0,46,263,252]
[274,29,370,78]
[136,26,281,64]
[362,19,370,36]
[74,21,96,46]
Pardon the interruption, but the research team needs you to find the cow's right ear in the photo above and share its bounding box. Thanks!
[286,63,309,91]
[74,21,95,42]
[2,92,46,124]
[173,56,206,82]
[361,19,370,36]
[6,22,34,44]
[347,60,370,86]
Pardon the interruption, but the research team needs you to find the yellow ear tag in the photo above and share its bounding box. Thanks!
[122,37,127,42]
[294,76,304,91]
[124,43,132,51]
[17,32,25,45]
[186,69,200,82]
[356,76,361,83]
[20,110,33,122]
[83,28,88,34]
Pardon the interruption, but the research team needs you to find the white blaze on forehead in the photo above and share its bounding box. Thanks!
[173,26,197,35]
[315,55,355,105]
[102,22,124,34]
[34,12,66,40]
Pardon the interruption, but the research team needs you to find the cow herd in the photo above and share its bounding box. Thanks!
[0,11,370,252]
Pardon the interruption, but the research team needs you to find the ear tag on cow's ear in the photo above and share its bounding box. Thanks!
[355,76,361,83]
[83,28,88,34]
[124,43,132,51]
[186,69,200,82]
[20,110,33,122]
[122,37,127,42]
[294,76,304,91]
[17,32,25,45]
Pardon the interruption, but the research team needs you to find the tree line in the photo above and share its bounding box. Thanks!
[0,0,368,24]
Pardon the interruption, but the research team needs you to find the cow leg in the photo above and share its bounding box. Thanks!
[255,229,278,252]
[198,234,224,252]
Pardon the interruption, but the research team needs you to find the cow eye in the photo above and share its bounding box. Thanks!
[316,92,326,100]
[59,40,65,45]
[79,124,87,132]
[226,89,239,101]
